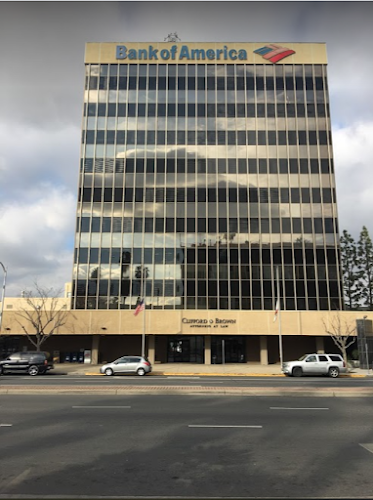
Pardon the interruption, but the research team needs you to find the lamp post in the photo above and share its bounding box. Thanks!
[0,262,7,334]
[141,270,147,358]
[363,315,369,374]
[135,265,148,358]
[276,265,284,367]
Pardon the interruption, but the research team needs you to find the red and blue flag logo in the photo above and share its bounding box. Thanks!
[254,44,295,64]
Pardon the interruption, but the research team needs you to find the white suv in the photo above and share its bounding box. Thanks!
[282,353,347,378]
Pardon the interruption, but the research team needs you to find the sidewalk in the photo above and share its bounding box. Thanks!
[53,362,371,377]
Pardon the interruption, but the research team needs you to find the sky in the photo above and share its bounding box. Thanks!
[0,0,372,297]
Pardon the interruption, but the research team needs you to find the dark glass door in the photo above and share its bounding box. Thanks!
[211,336,246,363]
[168,338,190,362]
[167,336,204,363]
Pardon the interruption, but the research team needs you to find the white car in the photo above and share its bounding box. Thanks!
[282,353,347,378]
[100,356,152,376]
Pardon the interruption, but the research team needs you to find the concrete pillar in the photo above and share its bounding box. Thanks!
[148,335,155,364]
[91,335,100,364]
[260,336,268,365]
[204,335,211,365]
[316,336,325,354]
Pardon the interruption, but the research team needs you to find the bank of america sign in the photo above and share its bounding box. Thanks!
[254,44,296,63]
[115,43,296,64]
[116,45,248,61]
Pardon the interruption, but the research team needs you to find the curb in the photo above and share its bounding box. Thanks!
[82,372,285,377]
[1,385,373,397]
[81,372,365,378]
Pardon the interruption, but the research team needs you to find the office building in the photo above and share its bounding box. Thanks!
[69,42,342,363]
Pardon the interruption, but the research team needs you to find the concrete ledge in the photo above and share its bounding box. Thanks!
[54,363,370,378]
[1,385,373,397]
[83,371,365,378]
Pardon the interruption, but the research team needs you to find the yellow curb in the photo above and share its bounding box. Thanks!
[155,372,285,377]
[84,372,284,377]
[81,372,366,378]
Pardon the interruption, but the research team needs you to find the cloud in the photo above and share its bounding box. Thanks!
[0,1,372,296]
[0,122,80,197]
[0,119,79,296]
[333,121,373,239]
[0,187,76,296]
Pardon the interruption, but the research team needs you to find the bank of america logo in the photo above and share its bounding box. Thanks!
[254,44,295,63]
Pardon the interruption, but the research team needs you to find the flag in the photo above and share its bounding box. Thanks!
[273,299,280,322]
[134,299,145,317]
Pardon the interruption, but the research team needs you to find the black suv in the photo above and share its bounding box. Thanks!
[0,351,54,376]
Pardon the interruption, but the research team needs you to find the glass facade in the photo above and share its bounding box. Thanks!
[72,54,342,312]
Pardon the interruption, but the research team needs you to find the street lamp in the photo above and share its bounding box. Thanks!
[0,262,7,334]
[363,315,369,374]
[141,270,147,358]
[363,315,367,334]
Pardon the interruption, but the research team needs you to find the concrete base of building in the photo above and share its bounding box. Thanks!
[0,333,353,367]
[50,362,368,378]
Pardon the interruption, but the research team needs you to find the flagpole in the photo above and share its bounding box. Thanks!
[276,265,283,367]
[142,268,146,358]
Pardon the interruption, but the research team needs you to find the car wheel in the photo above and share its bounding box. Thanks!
[28,365,39,376]
[0,366,3,375]
[292,366,303,377]
[328,367,339,378]
[105,368,114,376]
[137,368,146,376]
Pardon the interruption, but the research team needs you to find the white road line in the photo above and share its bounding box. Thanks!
[188,381,224,384]
[360,443,373,454]
[20,377,100,380]
[20,376,112,380]
[167,377,273,381]
[3,468,31,489]
[18,377,165,380]
[0,424,13,427]
[270,407,329,410]
[72,406,131,409]
[188,425,262,428]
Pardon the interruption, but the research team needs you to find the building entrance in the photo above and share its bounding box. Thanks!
[167,336,204,363]
[0,336,20,360]
[211,336,246,364]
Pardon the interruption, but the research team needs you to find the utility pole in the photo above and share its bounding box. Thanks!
[276,265,284,367]
[0,262,7,334]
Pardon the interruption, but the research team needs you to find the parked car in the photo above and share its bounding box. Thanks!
[0,351,54,376]
[100,356,152,376]
[282,353,347,378]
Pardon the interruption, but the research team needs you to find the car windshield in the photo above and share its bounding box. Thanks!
[298,354,308,361]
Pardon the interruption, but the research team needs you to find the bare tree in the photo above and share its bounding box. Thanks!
[15,282,69,352]
[322,314,356,370]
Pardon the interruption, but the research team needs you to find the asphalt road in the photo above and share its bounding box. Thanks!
[1,394,373,498]
[1,373,373,387]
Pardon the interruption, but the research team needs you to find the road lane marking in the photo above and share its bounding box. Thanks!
[3,468,31,489]
[360,443,373,454]
[188,425,262,428]
[167,376,201,379]
[72,406,131,409]
[18,376,168,380]
[0,424,12,427]
[270,407,329,410]
[188,381,224,384]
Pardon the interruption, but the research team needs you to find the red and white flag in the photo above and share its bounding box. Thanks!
[134,299,145,317]
[273,299,280,322]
